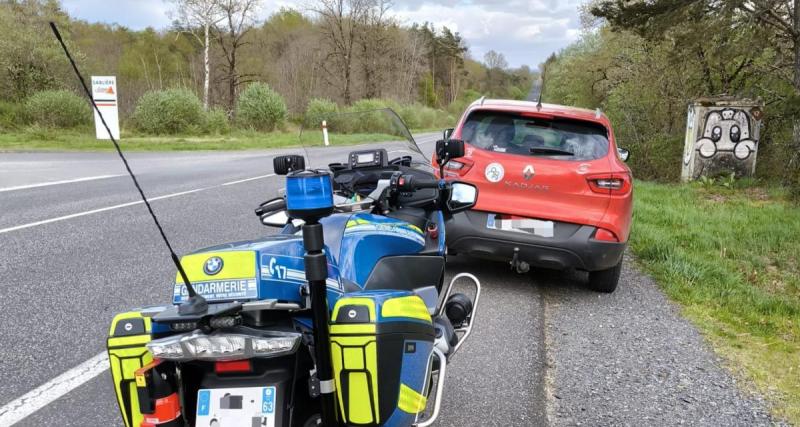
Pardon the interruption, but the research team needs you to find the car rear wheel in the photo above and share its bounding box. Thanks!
[588,259,622,293]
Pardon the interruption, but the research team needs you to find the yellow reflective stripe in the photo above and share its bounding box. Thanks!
[330,324,376,335]
[397,383,427,414]
[108,335,151,348]
[331,298,376,322]
[381,296,432,323]
[347,372,373,424]
[175,251,256,283]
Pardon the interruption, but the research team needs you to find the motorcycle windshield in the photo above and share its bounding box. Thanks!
[298,108,433,174]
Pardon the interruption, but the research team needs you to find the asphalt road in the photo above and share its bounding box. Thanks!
[0,135,779,426]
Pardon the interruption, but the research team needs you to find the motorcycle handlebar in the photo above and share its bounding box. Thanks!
[391,173,443,192]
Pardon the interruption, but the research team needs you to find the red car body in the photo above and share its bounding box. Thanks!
[437,99,633,291]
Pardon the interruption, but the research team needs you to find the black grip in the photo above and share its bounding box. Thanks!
[394,174,440,191]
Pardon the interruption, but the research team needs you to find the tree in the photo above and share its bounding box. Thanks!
[356,0,393,99]
[311,0,372,105]
[484,50,508,70]
[592,0,800,197]
[214,0,262,111]
[167,0,224,110]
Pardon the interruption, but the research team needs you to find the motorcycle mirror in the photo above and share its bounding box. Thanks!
[256,197,289,227]
[273,155,306,175]
[443,128,454,141]
[447,182,478,213]
[435,139,465,167]
[261,210,290,227]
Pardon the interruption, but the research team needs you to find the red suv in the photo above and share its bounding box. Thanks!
[438,99,633,292]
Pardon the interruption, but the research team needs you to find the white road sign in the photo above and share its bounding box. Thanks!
[91,76,120,140]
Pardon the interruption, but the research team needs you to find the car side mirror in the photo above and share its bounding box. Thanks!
[443,128,454,141]
[447,182,478,213]
[273,155,306,175]
[617,148,630,162]
[435,139,465,167]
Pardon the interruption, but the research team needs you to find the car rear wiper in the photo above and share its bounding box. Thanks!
[529,147,574,156]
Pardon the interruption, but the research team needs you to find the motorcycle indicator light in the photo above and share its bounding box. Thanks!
[146,331,301,361]
[286,170,334,220]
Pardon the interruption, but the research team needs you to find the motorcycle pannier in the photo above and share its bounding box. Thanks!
[107,311,154,427]
[330,291,435,426]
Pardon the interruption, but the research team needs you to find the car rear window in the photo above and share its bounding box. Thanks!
[460,110,610,161]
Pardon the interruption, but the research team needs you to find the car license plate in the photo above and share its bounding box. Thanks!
[487,214,554,238]
[196,386,277,427]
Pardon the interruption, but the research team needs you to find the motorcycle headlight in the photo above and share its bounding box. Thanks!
[147,331,301,361]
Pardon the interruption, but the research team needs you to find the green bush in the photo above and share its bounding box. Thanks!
[25,90,90,128]
[0,101,25,130]
[132,89,206,134]
[304,98,338,128]
[236,83,287,131]
[204,108,230,134]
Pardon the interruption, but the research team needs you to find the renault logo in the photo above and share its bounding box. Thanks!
[203,256,224,275]
[523,165,535,180]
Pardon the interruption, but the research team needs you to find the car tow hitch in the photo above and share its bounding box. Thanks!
[510,248,530,274]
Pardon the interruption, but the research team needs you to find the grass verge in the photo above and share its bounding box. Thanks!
[0,128,405,151]
[631,181,799,423]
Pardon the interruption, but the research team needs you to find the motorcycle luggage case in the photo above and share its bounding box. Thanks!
[107,311,154,427]
[330,291,435,426]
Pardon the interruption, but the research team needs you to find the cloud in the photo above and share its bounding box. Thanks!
[61,0,584,68]
[390,0,583,67]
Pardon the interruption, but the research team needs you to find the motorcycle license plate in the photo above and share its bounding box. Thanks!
[195,386,277,427]
[486,214,554,238]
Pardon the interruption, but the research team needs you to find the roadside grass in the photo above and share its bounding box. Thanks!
[0,127,405,151]
[631,181,800,423]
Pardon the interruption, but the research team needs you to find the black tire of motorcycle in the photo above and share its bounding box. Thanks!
[587,259,622,293]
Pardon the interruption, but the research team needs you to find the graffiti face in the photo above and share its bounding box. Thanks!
[694,108,756,161]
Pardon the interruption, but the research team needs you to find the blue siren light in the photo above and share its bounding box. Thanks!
[286,170,334,219]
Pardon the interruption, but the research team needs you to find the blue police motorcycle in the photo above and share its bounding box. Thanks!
[106,109,481,427]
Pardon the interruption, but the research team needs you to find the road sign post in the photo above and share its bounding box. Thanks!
[91,76,120,140]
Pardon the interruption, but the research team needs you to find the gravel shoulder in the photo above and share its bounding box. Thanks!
[543,255,781,426]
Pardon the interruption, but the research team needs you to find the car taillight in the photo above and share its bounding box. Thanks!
[594,228,619,242]
[443,158,474,177]
[587,174,630,195]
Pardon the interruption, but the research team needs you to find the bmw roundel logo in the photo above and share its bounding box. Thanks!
[203,256,224,275]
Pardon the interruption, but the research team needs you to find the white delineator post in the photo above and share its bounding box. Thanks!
[322,120,330,146]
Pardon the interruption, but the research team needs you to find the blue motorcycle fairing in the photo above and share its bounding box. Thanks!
[171,212,429,309]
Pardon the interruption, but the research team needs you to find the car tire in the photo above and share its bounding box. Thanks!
[588,260,622,293]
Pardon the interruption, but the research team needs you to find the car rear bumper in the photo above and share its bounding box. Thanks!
[445,210,626,272]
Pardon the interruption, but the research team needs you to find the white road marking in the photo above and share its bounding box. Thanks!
[0,174,276,235]
[222,173,275,186]
[0,352,109,426]
[0,175,124,193]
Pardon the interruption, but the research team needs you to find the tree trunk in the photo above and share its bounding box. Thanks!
[203,23,211,111]
[343,59,352,105]
[791,0,800,199]
[228,46,237,111]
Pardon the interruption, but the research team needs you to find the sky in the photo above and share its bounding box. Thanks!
[60,0,586,68]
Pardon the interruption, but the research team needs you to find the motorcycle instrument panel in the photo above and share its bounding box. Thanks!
[349,149,388,169]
